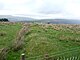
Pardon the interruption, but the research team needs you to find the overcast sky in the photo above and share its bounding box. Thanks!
[0,0,80,19]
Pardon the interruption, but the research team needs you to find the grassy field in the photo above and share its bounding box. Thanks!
[0,22,22,48]
[24,24,80,60]
[0,22,23,60]
[0,22,80,60]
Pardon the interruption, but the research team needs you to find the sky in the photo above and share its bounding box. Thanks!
[0,0,80,19]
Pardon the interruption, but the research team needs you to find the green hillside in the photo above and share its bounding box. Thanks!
[0,22,80,60]
[24,24,80,60]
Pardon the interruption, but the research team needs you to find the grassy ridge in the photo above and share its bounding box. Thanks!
[0,23,80,60]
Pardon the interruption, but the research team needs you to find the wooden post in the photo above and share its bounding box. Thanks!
[21,53,25,60]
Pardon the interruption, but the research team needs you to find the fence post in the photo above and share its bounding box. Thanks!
[21,53,25,60]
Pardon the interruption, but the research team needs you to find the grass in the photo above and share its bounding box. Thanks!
[0,23,80,60]
[24,24,80,59]
[0,22,22,48]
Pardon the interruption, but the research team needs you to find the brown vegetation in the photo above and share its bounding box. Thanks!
[0,48,9,60]
[12,23,30,51]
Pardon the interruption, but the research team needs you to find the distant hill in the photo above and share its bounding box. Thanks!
[0,15,80,24]
[0,15,34,22]
[33,19,80,24]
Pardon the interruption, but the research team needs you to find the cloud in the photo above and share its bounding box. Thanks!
[38,0,64,14]
[0,0,44,14]
[13,13,64,19]
[0,0,80,19]
[63,0,80,19]
[0,3,4,10]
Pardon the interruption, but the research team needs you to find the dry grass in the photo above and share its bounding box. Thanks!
[12,23,30,51]
[0,48,9,60]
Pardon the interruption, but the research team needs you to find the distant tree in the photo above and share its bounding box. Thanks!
[0,18,9,22]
